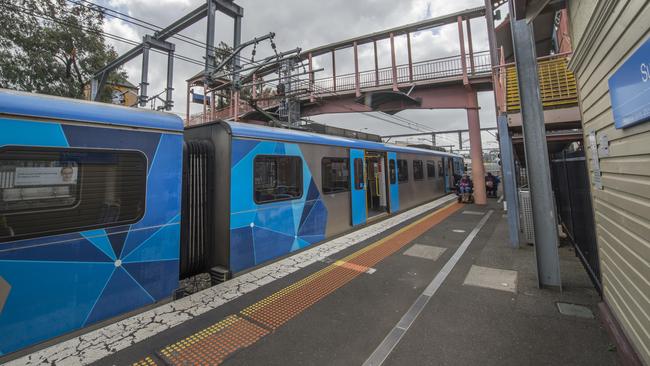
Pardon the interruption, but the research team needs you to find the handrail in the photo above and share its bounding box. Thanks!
[186,51,494,124]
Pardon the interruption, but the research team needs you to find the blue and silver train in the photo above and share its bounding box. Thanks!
[0,89,464,356]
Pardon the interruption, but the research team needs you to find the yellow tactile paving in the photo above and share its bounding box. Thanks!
[156,315,269,365]
[151,202,461,365]
[132,356,158,366]
[333,260,371,272]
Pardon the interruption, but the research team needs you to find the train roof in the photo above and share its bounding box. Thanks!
[0,89,183,132]
[223,121,461,158]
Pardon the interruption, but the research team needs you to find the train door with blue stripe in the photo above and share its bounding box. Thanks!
[350,148,366,226]
[387,152,399,213]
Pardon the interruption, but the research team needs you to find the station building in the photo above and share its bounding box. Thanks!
[509,1,650,364]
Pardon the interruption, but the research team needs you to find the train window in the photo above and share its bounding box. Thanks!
[254,155,303,204]
[427,161,436,179]
[0,147,146,242]
[397,159,408,182]
[413,160,424,180]
[437,161,444,177]
[389,160,396,184]
[354,158,364,190]
[322,157,350,193]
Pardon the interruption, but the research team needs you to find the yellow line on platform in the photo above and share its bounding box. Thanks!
[135,201,462,366]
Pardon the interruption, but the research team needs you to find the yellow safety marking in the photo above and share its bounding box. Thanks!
[132,356,158,366]
[241,201,461,321]
[150,201,461,365]
[333,260,370,273]
[158,314,240,358]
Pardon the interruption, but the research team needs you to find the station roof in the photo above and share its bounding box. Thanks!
[224,121,461,158]
[0,89,183,132]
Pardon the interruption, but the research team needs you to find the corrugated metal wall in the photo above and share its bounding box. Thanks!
[568,1,650,364]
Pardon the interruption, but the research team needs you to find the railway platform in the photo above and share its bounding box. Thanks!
[5,196,618,366]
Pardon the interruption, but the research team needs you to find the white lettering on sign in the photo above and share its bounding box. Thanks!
[642,63,649,82]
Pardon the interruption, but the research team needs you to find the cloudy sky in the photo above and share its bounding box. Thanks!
[101,0,498,149]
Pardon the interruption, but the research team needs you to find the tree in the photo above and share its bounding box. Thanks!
[0,0,127,101]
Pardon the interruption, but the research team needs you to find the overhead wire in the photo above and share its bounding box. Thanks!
[66,0,268,69]
[1,2,209,68]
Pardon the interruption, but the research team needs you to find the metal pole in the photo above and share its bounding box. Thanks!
[458,131,463,150]
[390,33,398,91]
[374,41,379,86]
[211,90,216,120]
[165,49,175,110]
[510,17,561,288]
[205,0,216,79]
[465,18,475,74]
[232,12,242,122]
[309,52,315,102]
[332,50,337,91]
[497,115,520,248]
[186,82,191,125]
[203,87,207,123]
[354,41,361,97]
[432,133,436,146]
[457,16,468,85]
[252,73,257,99]
[139,44,150,107]
[232,14,242,86]
[407,32,413,82]
[485,0,498,66]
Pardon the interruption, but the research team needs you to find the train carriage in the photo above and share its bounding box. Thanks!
[0,90,184,356]
[181,121,464,279]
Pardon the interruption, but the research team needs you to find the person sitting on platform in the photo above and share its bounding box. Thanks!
[485,172,500,198]
[458,174,473,203]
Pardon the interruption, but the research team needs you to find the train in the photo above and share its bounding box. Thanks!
[0,89,464,356]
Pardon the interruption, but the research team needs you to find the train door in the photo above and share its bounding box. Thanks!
[442,157,455,193]
[447,157,455,191]
[365,151,388,219]
[442,157,449,192]
[387,152,399,213]
[350,148,366,226]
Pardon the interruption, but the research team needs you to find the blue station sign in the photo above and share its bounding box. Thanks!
[608,37,650,129]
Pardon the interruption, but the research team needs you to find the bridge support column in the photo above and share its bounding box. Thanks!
[467,90,486,205]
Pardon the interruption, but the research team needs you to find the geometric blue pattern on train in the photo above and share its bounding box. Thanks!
[0,118,182,356]
[229,138,328,273]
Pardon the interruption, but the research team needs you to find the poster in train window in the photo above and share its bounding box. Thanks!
[0,147,146,241]
[1,162,79,212]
